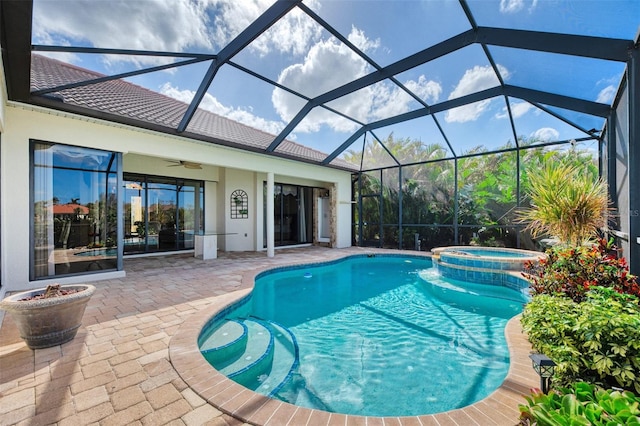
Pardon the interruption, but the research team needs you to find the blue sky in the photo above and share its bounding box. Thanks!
[31,0,639,160]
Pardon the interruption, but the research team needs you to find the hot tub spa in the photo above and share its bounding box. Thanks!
[431,246,545,290]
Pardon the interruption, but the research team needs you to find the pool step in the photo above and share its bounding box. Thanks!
[217,319,273,384]
[200,320,247,366]
[199,317,299,396]
[241,318,299,396]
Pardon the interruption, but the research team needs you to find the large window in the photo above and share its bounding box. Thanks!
[123,174,203,254]
[31,141,119,279]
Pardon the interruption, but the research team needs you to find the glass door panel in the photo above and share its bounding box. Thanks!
[178,180,203,249]
[148,178,177,252]
[281,185,298,245]
[274,185,283,245]
[266,183,314,247]
[123,178,146,254]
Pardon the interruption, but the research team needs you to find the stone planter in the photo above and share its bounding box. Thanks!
[0,284,95,349]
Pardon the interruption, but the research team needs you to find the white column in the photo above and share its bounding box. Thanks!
[266,172,275,257]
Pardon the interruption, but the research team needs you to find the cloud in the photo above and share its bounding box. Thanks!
[33,0,217,69]
[160,83,286,135]
[32,0,325,69]
[272,28,441,133]
[247,1,323,57]
[596,85,616,104]
[445,65,507,123]
[348,26,381,52]
[495,101,534,119]
[531,127,559,142]
[500,0,538,13]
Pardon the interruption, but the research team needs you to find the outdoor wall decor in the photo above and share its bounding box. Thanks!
[231,189,248,219]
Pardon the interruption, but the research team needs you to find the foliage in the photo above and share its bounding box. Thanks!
[345,134,599,249]
[523,238,640,302]
[518,158,611,246]
[518,382,640,426]
[522,287,640,392]
[134,221,146,238]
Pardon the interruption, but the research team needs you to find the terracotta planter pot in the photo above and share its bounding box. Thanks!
[0,285,95,349]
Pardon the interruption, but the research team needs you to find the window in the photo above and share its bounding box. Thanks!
[31,141,119,279]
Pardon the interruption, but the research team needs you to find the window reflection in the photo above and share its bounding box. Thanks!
[32,141,119,279]
[123,174,203,254]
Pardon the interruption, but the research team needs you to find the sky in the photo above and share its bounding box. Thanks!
[31,0,639,161]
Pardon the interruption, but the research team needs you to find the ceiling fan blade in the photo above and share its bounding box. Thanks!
[181,161,202,169]
[164,160,202,169]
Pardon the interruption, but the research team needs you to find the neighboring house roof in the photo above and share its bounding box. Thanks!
[52,203,90,215]
[30,54,357,171]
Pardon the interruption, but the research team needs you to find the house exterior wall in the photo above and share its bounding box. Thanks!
[225,168,256,252]
[0,103,353,292]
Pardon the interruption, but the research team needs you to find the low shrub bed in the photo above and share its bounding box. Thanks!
[522,286,640,393]
[519,382,640,425]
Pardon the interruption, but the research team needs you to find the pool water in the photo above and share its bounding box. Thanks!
[201,255,527,417]
[74,248,117,257]
[453,248,530,258]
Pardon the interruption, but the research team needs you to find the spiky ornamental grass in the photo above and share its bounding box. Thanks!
[519,161,611,247]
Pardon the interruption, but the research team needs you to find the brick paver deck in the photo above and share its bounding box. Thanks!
[0,247,539,425]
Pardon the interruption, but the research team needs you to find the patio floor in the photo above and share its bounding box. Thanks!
[0,246,539,425]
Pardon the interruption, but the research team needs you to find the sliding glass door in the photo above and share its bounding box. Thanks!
[123,174,203,254]
[266,183,313,247]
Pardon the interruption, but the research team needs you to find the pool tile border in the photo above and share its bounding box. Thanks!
[169,251,540,425]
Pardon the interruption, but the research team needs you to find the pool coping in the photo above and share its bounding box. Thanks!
[169,251,540,425]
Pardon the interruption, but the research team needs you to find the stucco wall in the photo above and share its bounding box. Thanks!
[225,168,256,252]
[1,104,353,291]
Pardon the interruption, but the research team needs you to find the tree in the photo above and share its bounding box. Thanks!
[517,158,610,246]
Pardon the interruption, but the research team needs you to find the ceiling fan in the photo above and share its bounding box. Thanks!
[165,160,202,169]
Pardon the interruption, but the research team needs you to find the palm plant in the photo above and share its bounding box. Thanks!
[518,159,611,247]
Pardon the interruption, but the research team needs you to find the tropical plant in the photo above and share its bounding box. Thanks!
[345,133,602,249]
[517,159,611,246]
[523,237,640,302]
[518,382,640,426]
[521,287,640,392]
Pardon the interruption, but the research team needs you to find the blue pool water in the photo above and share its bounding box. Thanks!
[200,255,528,417]
[74,248,117,257]
[449,248,531,258]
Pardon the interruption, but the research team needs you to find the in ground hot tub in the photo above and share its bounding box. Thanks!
[432,246,544,271]
[431,246,545,294]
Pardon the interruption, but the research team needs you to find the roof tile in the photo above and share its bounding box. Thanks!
[30,55,355,170]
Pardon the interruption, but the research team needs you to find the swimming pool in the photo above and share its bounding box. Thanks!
[198,255,529,417]
[74,247,117,257]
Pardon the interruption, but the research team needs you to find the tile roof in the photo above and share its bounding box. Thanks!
[52,203,90,215]
[30,54,356,170]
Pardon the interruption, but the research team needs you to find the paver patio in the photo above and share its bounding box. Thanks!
[0,247,538,425]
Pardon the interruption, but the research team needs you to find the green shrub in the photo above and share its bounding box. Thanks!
[519,382,640,426]
[523,238,640,303]
[522,287,640,393]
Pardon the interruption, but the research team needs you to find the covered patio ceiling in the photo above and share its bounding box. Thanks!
[1,0,638,171]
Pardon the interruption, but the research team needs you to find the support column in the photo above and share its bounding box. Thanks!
[628,45,639,275]
[607,112,618,219]
[266,172,275,258]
